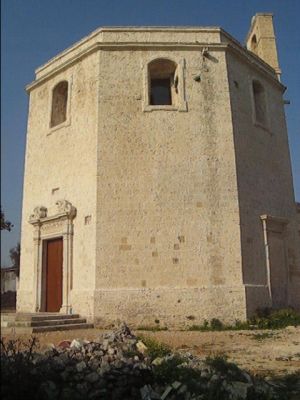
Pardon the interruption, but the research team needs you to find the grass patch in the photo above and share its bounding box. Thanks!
[152,357,209,396]
[249,308,300,329]
[187,308,300,332]
[123,349,139,358]
[136,326,168,332]
[137,335,171,360]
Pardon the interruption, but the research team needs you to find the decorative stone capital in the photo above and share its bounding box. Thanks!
[29,200,76,225]
[260,214,289,234]
[29,206,47,222]
[56,199,77,219]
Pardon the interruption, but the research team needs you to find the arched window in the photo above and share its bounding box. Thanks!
[148,59,178,106]
[250,34,258,54]
[50,81,68,127]
[252,80,267,125]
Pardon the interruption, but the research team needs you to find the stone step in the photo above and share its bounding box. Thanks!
[1,323,94,334]
[9,318,87,328]
[1,313,94,332]
[32,323,94,333]
[15,313,80,322]
[1,313,17,321]
[31,318,87,327]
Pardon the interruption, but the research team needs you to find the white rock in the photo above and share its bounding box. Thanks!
[171,381,182,390]
[70,339,83,349]
[285,325,297,331]
[136,340,148,354]
[161,385,173,400]
[151,357,164,366]
[228,382,252,400]
[76,361,86,372]
[86,372,99,383]
[140,385,160,400]
[102,339,109,350]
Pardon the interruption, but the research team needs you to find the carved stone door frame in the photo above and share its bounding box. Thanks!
[260,214,289,306]
[29,200,76,314]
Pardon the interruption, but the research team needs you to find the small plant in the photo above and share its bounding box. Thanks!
[202,319,209,329]
[137,335,171,360]
[136,325,168,332]
[210,318,223,331]
[186,315,195,320]
[187,324,206,331]
[188,318,224,331]
[1,337,48,399]
[1,337,38,362]
[233,319,250,330]
[153,354,201,389]
[123,349,139,358]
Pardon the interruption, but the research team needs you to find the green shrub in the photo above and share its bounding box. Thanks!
[1,337,54,400]
[210,318,223,331]
[188,308,300,332]
[152,354,187,383]
[137,335,171,360]
[186,315,195,320]
[233,319,250,330]
[136,326,168,332]
[187,325,206,331]
[250,308,300,329]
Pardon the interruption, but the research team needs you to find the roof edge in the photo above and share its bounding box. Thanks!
[35,26,223,75]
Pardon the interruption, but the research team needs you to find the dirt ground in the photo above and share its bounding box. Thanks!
[1,326,300,377]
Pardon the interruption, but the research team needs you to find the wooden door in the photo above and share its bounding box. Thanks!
[45,238,63,312]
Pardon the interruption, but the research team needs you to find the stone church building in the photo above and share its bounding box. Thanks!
[18,14,300,327]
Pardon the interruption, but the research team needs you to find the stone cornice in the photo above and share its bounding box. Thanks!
[26,40,284,93]
[26,42,225,92]
[225,43,285,91]
[29,213,71,226]
[34,26,223,77]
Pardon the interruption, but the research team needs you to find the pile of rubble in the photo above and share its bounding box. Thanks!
[1,323,298,399]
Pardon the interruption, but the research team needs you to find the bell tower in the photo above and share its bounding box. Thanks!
[246,13,281,80]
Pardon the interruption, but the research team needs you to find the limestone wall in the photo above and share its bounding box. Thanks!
[94,45,245,326]
[227,50,300,313]
[18,52,99,315]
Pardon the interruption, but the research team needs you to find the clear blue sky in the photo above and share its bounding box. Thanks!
[1,0,299,267]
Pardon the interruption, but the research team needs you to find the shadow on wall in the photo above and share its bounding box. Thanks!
[1,291,16,311]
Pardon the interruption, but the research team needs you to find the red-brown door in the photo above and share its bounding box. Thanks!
[45,238,63,312]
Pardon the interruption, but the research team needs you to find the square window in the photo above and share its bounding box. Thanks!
[150,78,172,105]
